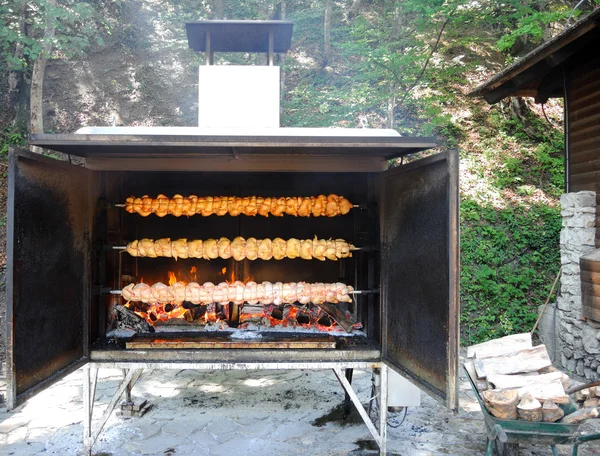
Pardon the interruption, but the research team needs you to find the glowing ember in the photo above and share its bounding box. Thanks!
[124,269,351,332]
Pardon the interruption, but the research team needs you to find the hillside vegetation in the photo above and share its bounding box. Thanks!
[2,0,597,345]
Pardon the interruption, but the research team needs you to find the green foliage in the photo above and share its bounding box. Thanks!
[0,126,27,158]
[461,198,561,344]
[0,0,99,74]
[497,8,570,53]
[460,102,564,344]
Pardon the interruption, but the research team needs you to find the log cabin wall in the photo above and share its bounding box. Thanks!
[568,57,600,246]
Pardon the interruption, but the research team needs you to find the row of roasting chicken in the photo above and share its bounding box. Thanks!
[121,281,354,305]
[124,194,353,218]
[126,237,354,261]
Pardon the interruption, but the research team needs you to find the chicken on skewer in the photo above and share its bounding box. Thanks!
[122,194,354,218]
[121,281,354,306]
[125,237,355,261]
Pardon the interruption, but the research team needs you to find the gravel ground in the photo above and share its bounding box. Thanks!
[0,359,599,456]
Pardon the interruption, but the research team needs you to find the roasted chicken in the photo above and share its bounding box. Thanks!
[123,194,353,218]
[126,236,354,261]
[121,281,354,306]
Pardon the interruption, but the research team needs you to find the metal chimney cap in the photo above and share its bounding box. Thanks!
[186,20,293,53]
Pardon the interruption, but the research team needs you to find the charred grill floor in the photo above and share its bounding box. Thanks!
[124,332,337,349]
[90,332,380,363]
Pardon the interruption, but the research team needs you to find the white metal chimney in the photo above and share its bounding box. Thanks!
[186,20,293,129]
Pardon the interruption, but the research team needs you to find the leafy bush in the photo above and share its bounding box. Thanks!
[1,126,26,158]
[461,198,561,344]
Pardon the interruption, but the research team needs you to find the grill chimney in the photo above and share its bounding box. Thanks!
[186,20,293,129]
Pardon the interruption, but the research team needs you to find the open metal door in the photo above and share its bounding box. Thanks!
[380,150,459,410]
[6,148,91,408]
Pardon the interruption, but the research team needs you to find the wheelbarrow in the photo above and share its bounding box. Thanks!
[466,370,600,455]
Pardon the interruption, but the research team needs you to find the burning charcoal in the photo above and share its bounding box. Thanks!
[184,305,207,322]
[296,312,310,325]
[270,307,284,321]
[182,301,193,309]
[164,303,174,312]
[317,315,332,327]
[149,312,157,322]
[239,305,265,324]
[115,305,154,333]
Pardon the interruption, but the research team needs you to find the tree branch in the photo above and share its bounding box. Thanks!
[395,14,452,112]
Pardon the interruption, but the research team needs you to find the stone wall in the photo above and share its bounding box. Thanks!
[554,191,600,381]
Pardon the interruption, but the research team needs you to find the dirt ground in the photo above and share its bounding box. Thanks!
[0,361,599,456]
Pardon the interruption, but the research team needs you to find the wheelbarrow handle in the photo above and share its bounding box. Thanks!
[565,380,600,395]
[490,424,508,443]
[572,432,600,456]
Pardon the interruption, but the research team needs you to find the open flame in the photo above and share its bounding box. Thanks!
[124,268,347,332]
[218,267,254,284]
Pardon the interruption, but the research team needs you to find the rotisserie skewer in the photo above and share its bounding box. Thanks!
[119,237,355,261]
[114,281,354,305]
[117,194,354,217]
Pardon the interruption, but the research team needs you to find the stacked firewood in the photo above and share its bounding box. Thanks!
[465,333,599,423]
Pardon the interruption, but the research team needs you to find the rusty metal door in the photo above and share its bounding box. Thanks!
[6,149,92,408]
[380,150,459,410]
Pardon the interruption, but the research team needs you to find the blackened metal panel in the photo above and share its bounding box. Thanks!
[6,148,91,408]
[381,150,459,410]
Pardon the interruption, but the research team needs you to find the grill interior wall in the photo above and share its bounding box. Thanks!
[96,171,380,341]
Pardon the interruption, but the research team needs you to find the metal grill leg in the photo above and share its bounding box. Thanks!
[83,365,98,456]
[379,365,388,456]
[343,368,354,417]
[83,367,143,454]
[333,367,386,453]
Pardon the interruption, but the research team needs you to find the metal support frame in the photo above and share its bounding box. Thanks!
[205,31,214,65]
[83,365,144,455]
[333,364,387,455]
[268,31,274,66]
[82,361,388,456]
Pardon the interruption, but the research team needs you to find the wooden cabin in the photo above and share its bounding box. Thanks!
[471,8,600,325]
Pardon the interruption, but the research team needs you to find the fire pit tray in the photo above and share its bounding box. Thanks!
[125,333,336,349]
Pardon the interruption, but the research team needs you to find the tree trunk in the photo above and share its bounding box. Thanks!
[386,88,396,129]
[213,0,224,19]
[279,0,287,118]
[322,0,332,68]
[7,1,27,104]
[347,0,361,22]
[29,0,56,136]
[390,6,403,41]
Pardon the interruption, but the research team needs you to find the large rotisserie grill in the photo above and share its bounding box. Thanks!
[7,133,458,453]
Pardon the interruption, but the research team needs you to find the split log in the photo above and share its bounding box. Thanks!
[560,407,599,424]
[518,381,569,404]
[580,388,591,399]
[115,305,154,333]
[482,389,519,420]
[542,399,564,423]
[239,305,265,324]
[487,372,569,404]
[467,333,532,359]
[318,303,355,333]
[184,305,207,322]
[474,345,551,378]
[487,371,561,390]
[573,390,586,403]
[517,393,542,422]
[583,397,600,408]
[464,360,488,391]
